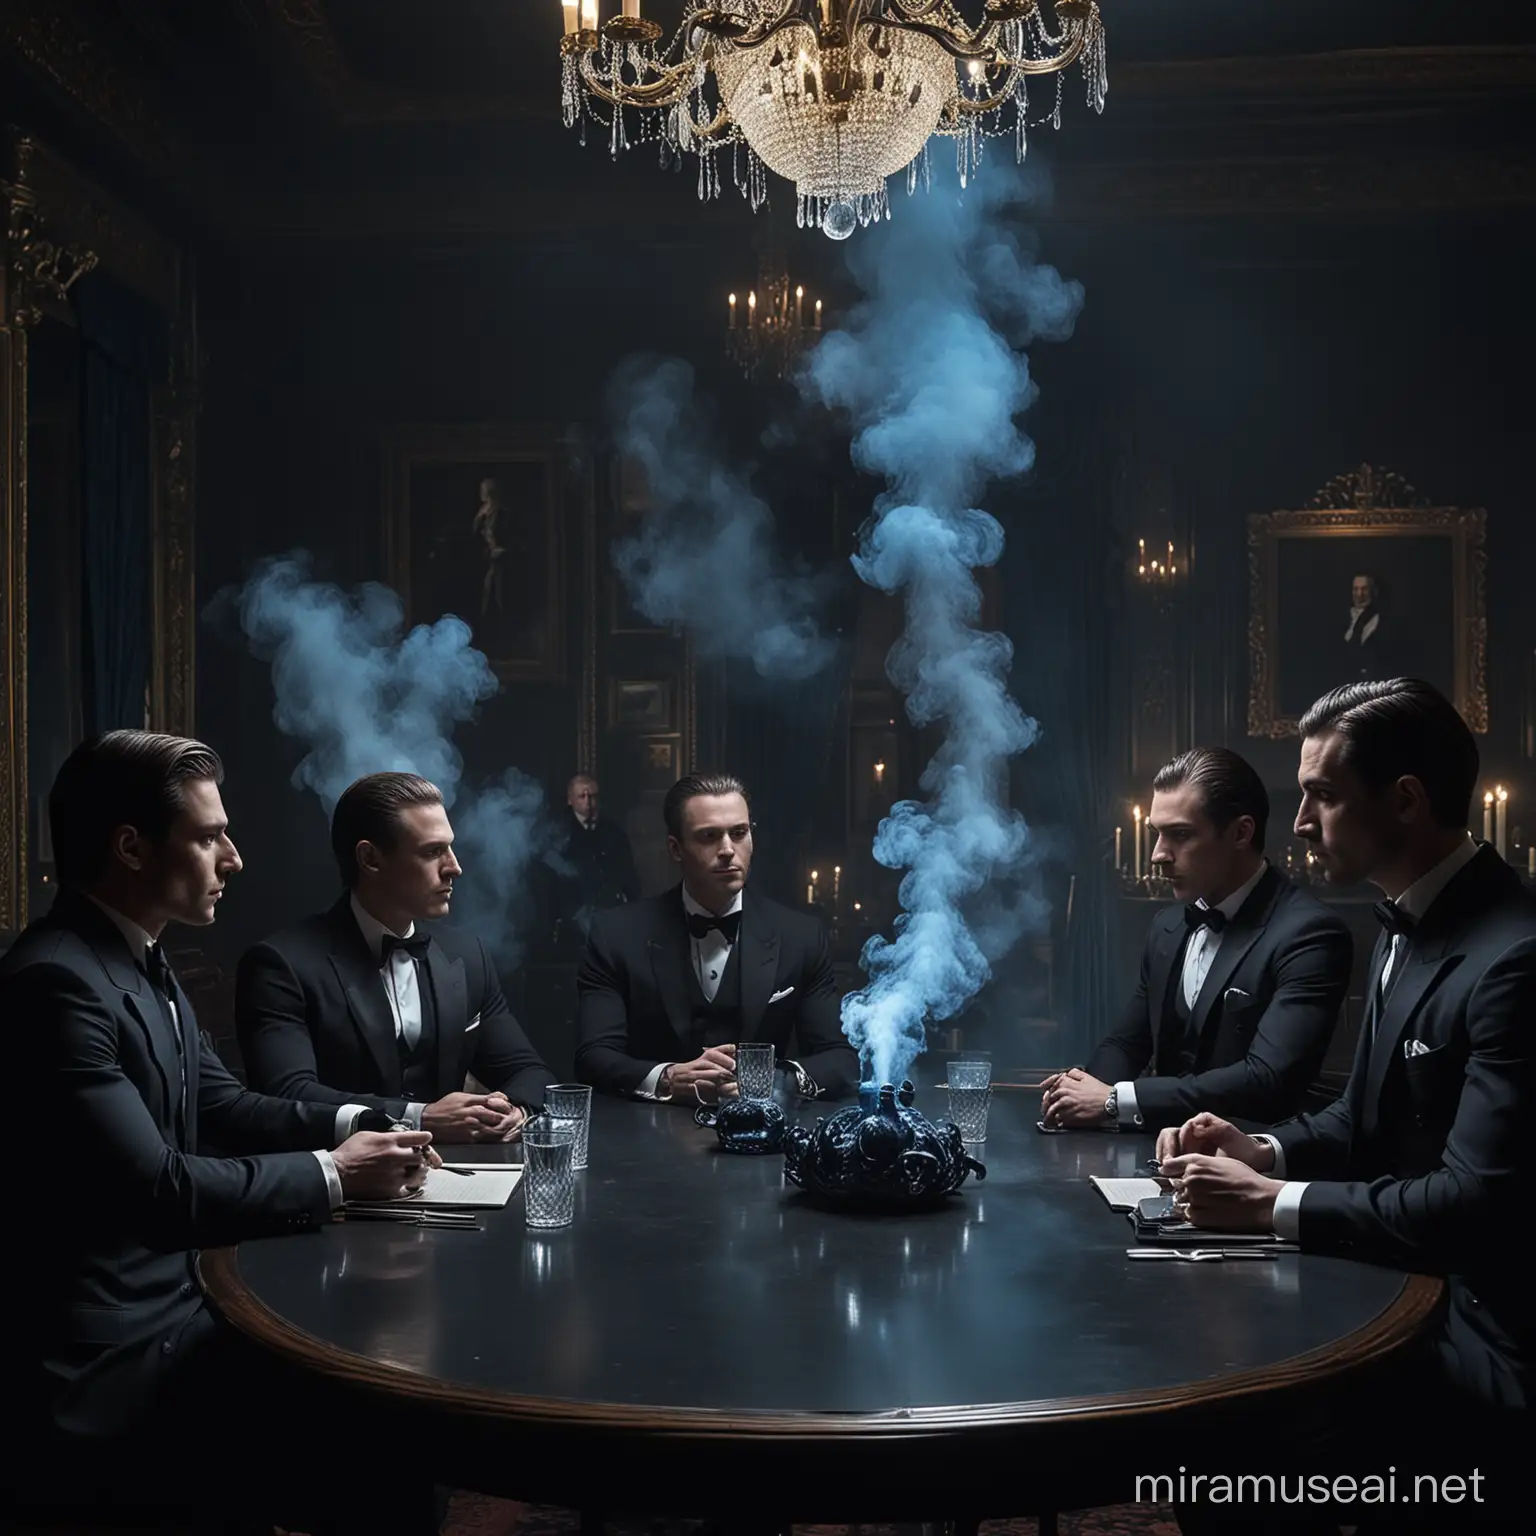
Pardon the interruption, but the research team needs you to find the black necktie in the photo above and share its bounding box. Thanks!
[143,941,176,999]
[1372,900,1415,940]
[1184,903,1227,934]
[688,911,741,944]
[382,932,431,963]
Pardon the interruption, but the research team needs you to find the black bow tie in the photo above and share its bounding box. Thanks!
[1373,900,1416,940]
[688,911,741,944]
[1184,904,1228,934]
[381,931,431,963]
[142,942,175,997]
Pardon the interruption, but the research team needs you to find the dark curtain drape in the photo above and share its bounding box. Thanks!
[715,631,855,907]
[73,272,167,735]
[1008,406,1128,1063]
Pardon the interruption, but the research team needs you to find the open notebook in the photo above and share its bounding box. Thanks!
[1091,1176,1164,1211]
[348,1165,523,1210]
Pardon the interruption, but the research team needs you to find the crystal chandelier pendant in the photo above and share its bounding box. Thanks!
[558,2,1108,237]
[725,246,823,381]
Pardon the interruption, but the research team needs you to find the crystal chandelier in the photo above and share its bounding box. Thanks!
[559,2,1108,239]
[725,249,822,379]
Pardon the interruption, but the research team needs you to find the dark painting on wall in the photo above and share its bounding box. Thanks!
[384,427,564,680]
[1248,466,1486,736]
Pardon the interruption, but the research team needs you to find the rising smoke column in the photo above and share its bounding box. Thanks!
[217,554,560,965]
[802,173,1083,1089]
[607,355,834,681]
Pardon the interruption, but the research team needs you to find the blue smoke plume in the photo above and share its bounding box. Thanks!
[607,354,835,681]
[220,555,560,964]
[802,171,1082,1089]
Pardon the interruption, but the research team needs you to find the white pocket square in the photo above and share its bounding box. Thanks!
[465,1013,481,1032]
[1404,1038,1430,1058]
[1223,987,1252,1003]
[768,987,795,1004]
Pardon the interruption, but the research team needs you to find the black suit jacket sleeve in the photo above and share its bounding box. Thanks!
[1289,936,1536,1273]
[467,936,556,1109]
[26,962,333,1247]
[575,910,647,1095]
[235,941,409,1120]
[791,925,860,1097]
[1085,941,1156,1086]
[1130,911,1350,1128]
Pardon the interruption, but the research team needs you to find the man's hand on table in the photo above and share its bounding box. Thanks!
[422,1090,521,1142]
[332,1129,435,1201]
[662,1046,739,1106]
[1155,1111,1275,1169]
[1158,1150,1282,1230]
[1039,1068,1112,1128]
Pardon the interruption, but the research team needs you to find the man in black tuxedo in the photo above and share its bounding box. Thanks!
[237,771,554,1140]
[0,731,437,1530]
[1161,680,1533,1526]
[576,772,859,1103]
[554,773,641,939]
[1343,570,1388,681]
[1041,748,1350,1133]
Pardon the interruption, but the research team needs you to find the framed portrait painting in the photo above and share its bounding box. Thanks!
[383,425,564,681]
[1247,465,1487,735]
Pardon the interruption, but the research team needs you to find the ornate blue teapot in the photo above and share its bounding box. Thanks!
[694,1094,788,1154]
[781,1081,985,1207]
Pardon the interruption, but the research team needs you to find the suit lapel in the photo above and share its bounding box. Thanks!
[326,904,403,1092]
[423,942,467,1098]
[737,900,780,1039]
[1187,870,1282,1045]
[171,975,200,1150]
[648,896,694,1047]
[1363,954,1457,1116]
[1147,913,1185,1068]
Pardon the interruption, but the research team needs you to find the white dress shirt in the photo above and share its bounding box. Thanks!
[348,894,429,1129]
[636,887,745,1100]
[1265,833,1480,1238]
[88,896,347,1211]
[1344,606,1380,645]
[1117,860,1270,1128]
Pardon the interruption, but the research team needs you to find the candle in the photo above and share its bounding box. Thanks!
[728,292,736,329]
[873,760,885,786]
[623,0,640,17]
[814,298,822,331]
[579,0,598,30]
[1133,806,1143,881]
[1483,790,1494,844]
[833,865,841,902]
[562,0,580,35]
[1496,787,1508,860]
[1114,825,1122,871]
[1138,537,1146,576]
[806,870,817,905]
[1528,847,1535,879]
[795,284,804,327]
[748,290,756,327]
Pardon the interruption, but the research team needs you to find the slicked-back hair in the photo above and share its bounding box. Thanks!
[50,730,225,885]
[663,773,750,839]
[1299,679,1479,828]
[1152,747,1270,849]
[331,772,444,886]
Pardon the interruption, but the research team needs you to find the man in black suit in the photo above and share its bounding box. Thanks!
[1041,748,1350,1133]
[237,771,554,1140]
[1161,680,1533,1526]
[0,731,437,1529]
[554,772,642,939]
[1343,570,1388,681]
[576,772,859,1103]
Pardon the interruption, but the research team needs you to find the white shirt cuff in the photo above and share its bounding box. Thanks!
[333,1103,369,1144]
[1253,1133,1285,1177]
[1116,1081,1141,1129]
[636,1063,673,1101]
[313,1149,344,1213]
[1271,1180,1308,1242]
[403,1102,425,1129]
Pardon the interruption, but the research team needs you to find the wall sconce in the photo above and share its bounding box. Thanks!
[873,760,886,786]
[1135,537,1182,585]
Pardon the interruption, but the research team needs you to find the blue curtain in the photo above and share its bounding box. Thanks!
[73,273,166,735]
[1007,407,1128,1063]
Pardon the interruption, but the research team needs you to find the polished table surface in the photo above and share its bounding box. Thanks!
[202,1083,1440,1515]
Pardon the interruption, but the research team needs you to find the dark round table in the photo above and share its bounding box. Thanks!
[201,1085,1441,1520]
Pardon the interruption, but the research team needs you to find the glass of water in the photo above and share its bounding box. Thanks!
[735,1041,776,1101]
[522,1119,577,1229]
[947,1059,992,1143]
[543,1083,592,1170]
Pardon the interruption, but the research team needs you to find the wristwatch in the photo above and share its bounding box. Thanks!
[1103,1088,1118,1125]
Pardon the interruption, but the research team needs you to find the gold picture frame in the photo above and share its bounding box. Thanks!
[1247,465,1487,736]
